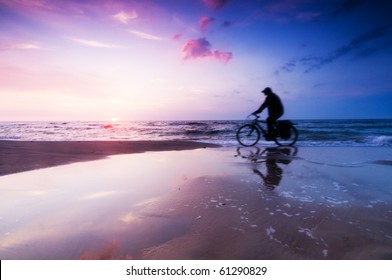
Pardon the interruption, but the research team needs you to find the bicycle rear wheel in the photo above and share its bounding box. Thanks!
[274,124,298,146]
[236,124,260,146]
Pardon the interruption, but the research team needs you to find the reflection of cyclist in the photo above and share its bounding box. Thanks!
[236,147,297,190]
[253,158,282,190]
[252,87,284,139]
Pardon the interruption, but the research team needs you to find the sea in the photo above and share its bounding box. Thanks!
[0,119,391,147]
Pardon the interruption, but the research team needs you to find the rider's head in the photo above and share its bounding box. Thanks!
[262,87,273,95]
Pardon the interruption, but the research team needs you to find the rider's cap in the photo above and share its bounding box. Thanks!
[262,87,272,94]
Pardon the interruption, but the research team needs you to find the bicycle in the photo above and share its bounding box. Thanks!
[236,115,298,147]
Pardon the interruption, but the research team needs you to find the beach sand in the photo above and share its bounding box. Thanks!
[0,140,220,176]
[0,142,392,260]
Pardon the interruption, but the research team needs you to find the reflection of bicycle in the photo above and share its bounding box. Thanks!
[236,146,298,163]
[236,115,298,147]
[235,146,298,190]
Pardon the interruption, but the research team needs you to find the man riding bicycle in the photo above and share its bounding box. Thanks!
[252,87,284,140]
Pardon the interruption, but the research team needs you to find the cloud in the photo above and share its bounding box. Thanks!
[330,0,366,17]
[128,30,163,41]
[199,16,215,32]
[305,25,390,72]
[212,50,233,63]
[354,40,392,58]
[257,0,323,23]
[276,25,391,75]
[202,0,229,10]
[182,38,212,59]
[295,11,321,22]
[280,60,297,73]
[0,43,44,51]
[181,38,233,63]
[70,38,123,48]
[113,10,138,24]
[222,20,233,28]
[172,33,182,41]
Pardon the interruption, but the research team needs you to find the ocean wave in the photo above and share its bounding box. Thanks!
[1,119,391,147]
[365,135,392,146]
[184,121,209,126]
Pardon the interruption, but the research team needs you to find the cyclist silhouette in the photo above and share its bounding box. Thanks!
[252,87,284,139]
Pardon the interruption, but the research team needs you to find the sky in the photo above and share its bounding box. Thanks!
[0,0,391,121]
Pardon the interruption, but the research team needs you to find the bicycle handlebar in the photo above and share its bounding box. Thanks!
[247,114,260,120]
[245,114,267,124]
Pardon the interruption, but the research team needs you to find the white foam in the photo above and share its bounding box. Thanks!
[366,135,392,146]
[266,226,276,239]
[322,249,328,257]
[298,227,318,240]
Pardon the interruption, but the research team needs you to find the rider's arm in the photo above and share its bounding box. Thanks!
[252,97,269,115]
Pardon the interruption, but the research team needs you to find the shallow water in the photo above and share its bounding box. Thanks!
[0,147,391,259]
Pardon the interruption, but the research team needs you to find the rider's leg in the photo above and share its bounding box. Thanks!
[267,113,283,136]
[266,116,277,135]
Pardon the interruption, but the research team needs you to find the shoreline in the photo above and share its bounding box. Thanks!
[0,140,220,176]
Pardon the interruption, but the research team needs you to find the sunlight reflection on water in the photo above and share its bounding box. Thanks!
[0,147,391,259]
[0,149,237,259]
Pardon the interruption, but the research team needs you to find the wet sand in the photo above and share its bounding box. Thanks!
[0,144,392,259]
[0,140,220,176]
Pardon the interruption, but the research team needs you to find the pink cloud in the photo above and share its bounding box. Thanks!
[213,50,233,63]
[113,10,138,24]
[182,38,212,59]
[181,38,233,63]
[199,16,214,32]
[202,0,229,10]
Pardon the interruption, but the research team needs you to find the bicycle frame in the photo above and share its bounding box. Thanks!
[237,115,298,147]
[247,117,268,137]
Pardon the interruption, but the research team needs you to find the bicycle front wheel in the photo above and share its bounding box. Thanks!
[236,124,260,146]
[274,124,298,146]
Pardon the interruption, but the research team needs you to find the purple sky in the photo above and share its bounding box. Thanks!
[1,0,391,120]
